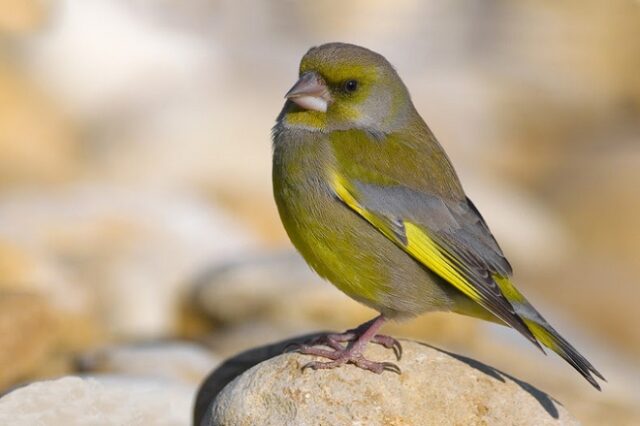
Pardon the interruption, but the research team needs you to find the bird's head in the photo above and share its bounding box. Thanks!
[280,43,414,134]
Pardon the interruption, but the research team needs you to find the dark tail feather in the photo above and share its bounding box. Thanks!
[524,319,605,390]
[493,275,605,389]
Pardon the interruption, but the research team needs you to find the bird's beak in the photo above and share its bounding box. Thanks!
[285,72,331,112]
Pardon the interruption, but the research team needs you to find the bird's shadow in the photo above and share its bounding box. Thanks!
[194,334,563,426]
[193,332,327,426]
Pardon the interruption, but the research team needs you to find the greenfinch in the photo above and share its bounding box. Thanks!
[272,42,604,389]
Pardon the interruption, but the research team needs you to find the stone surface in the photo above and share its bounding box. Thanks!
[0,376,193,426]
[0,185,255,338]
[77,341,220,386]
[0,293,58,389]
[195,333,324,426]
[0,242,104,388]
[202,339,578,426]
[191,251,359,326]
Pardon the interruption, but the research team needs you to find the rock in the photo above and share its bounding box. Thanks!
[77,341,220,386]
[0,293,58,389]
[201,339,578,426]
[0,375,193,426]
[204,322,319,359]
[0,185,256,338]
[0,291,102,391]
[192,251,370,327]
[195,333,325,426]
[0,241,104,390]
[0,238,92,315]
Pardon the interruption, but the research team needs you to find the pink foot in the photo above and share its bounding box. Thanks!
[297,345,401,374]
[291,316,402,374]
[305,331,402,360]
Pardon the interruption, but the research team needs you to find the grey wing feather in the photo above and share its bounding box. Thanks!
[352,181,541,348]
[353,182,511,277]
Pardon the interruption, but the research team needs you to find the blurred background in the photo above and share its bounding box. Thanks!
[0,0,639,424]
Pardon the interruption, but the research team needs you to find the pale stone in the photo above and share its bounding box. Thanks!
[78,341,220,386]
[0,376,193,426]
[0,294,57,389]
[0,186,256,338]
[204,340,579,426]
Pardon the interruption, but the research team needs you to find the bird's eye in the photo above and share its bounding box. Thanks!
[344,80,358,93]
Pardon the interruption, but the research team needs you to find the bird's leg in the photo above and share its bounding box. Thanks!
[304,318,403,359]
[294,315,402,374]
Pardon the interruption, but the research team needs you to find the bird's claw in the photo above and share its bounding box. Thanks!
[282,320,402,375]
[286,332,403,360]
[371,335,403,360]
[282,341,304,353]
[301,354,401,375]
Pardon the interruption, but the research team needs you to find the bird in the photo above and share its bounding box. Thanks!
[271,42,604,389]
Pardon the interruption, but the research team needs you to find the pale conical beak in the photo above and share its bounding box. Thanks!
[285,71,331,112]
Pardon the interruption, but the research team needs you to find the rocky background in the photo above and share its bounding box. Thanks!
[0,0,639,425]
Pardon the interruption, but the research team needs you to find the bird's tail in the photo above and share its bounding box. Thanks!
[523,318,605,390]
[494,276,606,390]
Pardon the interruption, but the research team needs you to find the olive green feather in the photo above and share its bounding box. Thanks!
[272,42,604,389]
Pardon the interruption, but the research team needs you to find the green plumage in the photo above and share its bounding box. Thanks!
[273,127,454,314]
[272,42,604,389]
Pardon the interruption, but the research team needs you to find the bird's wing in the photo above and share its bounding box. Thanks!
[330,171,542,348]
[326,127,604,389]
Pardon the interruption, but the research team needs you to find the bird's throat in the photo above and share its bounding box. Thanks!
[283,109,327,131]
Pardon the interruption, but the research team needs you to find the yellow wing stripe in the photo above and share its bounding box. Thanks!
[332,172,370,219]
[523,320,557,351]
[404,222,483,303]
[332,172,397,238]
[331,173,579,359]
[493,274,526,304]
[332,171,485,306]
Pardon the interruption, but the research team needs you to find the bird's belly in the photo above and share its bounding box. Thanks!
[275,183,454,318]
